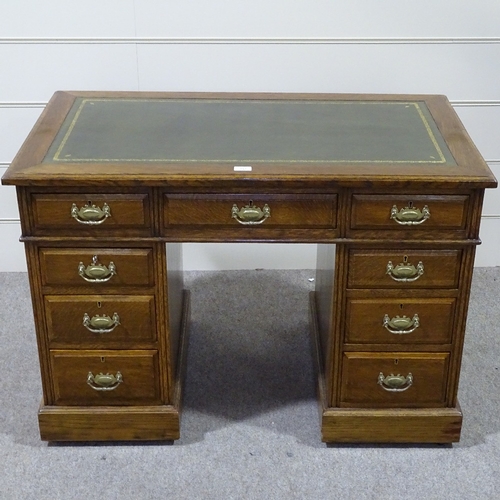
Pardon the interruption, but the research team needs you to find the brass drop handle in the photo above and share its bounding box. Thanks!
[83,312,120,334]
[383,313,420,335]
[386,260,424,282]
[390,204,430,225]
[78,255,116,283]
[231,201,270,225]
[71,202,111,225]
[87,371,123,391]
[378,372,413,392]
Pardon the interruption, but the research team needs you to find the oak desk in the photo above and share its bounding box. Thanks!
[2,91,496,443]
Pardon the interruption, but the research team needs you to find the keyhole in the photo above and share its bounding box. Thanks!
[101,356,105,363]
[403,255,408,263]
[394,359,399,365]
[399,304,404,310]
[408,201,413,208]
[97,301,102,308]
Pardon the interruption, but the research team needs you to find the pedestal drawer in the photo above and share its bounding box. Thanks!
[40,248,155,287]
[340,352,449,407]
[50,350,161,405]
[347,249,461,289]
[345,298,455,344]
[45,295,157,347]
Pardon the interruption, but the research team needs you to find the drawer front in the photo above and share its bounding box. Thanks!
[340,352,449,407]
[164,194,337,228]
[45,295,157,347]
[350,194,469,231]
[347,249,461,289]
[40,248,155,287]
[346,298,455,344]
[50,350,161,405]
[32,193,152,233]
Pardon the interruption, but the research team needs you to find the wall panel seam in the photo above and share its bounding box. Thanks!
[2,161,500,169]
[1,36,500,45]
[452,101,500,107]
[0,102,46,108]
[2,101,500,108]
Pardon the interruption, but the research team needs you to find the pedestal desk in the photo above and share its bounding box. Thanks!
[2,91,496,443]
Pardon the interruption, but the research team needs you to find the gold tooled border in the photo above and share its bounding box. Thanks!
[52,99,449,164]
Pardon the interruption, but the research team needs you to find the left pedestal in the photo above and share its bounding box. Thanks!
[19,188,188,442]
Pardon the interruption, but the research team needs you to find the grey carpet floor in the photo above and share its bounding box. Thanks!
[0,269,499,499]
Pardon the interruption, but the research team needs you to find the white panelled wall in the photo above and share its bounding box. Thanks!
[1,1,499,271]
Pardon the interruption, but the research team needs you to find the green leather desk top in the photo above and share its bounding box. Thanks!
[2,92,496,187]
[43,98,455,165]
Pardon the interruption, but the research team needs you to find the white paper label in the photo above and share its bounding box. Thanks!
[233,166,253,172]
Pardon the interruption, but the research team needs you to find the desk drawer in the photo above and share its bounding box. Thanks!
[350,194,469,231]
[340,352,449,407]
[45,295,157,347]
[31,192,152,234]
[50,350,161,406]
[40,248,155,288]
[346,298,455,345]
[164,194,337,228]
[347,249,461,289]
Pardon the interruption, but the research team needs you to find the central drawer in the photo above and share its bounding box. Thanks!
[50,350,161,405]
[164,194,337,228]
